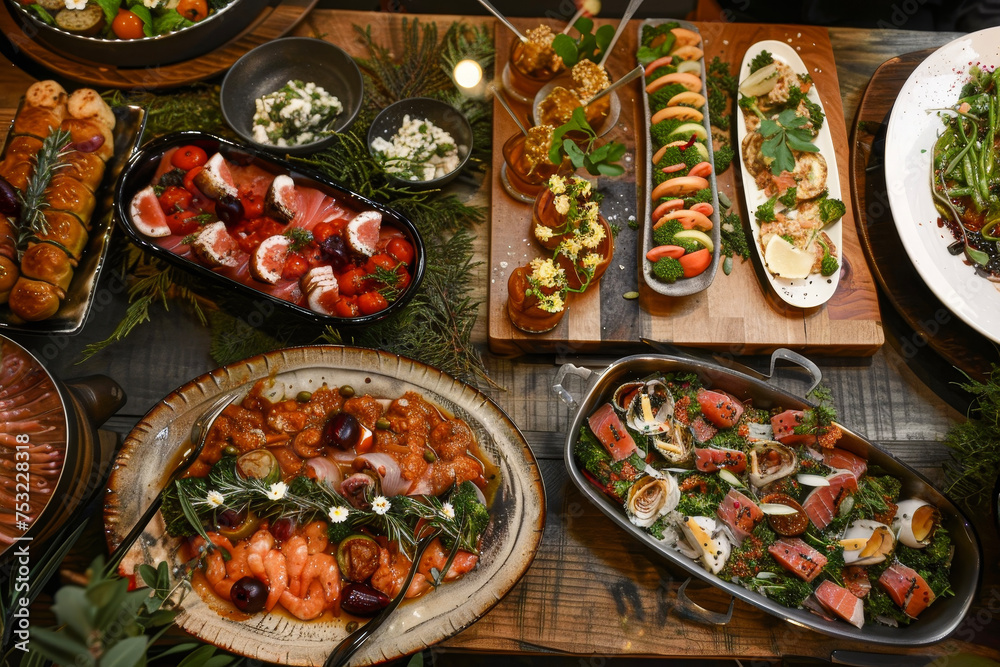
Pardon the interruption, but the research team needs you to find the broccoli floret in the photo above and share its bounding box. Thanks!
[652,219,684,246]
[652,256,684,283]
[160,477,209,537]
[748,574,814,608]
[737,94,765,120]
[749,50,774,74]
[819,196,846,224]
[720,210,750,260]
[778,187,797,209]
[820,252,839,277]
[447,480,491,550]
[755,195,779,223]
[645,66,674,84]
[649,83,689,112]
[574,425,613,482]
[674,237,701,254]
[650,118,685,149]
[712,143,734,173]
[896,527,953,598]
[675,473,725,516]
[684,188,713,208]
[640,22,678,47]
[865,586,912,625]
[327,520,355,545]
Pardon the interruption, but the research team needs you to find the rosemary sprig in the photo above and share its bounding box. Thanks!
[13,128,71,260]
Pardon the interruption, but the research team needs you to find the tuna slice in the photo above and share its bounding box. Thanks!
[823,447,867,479]
[716,488,763,543]
[695,388,744,428]
[130,185,170,238]
[346,210,382,257]
[588,402,638,462]
[801,471,858,530]
[265,174,297,224]
[694,447,747,474]
[191,221,241,268]
[304,271,339,315]
[878,562,936,618]
[250,234,291,284]
[689,415,718,443]
[193,152,238,201]
[768,537,828,582]
[814,580,864,628]
[843,565,872,599]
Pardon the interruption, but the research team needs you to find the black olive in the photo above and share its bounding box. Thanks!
[216,195,245,226]
[319,235,350,270]
[341,583,390,616]
[0,176,20,218]
[270,516,297,542]
[322,412,361,450]
[230,576,268,613]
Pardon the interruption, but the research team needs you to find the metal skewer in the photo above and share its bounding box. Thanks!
[562,5,587,34]
[475,0,527,42]
[489,83,529,135]
[599,0,644,67]
[583,64,643,106]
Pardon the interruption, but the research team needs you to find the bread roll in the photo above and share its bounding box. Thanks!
[8,278,63,321]
[4,136,43,162]
[0,158,31,192]
[60,150,105,192]
[20,242,74,290]
[13,105,65,139]
[0,257,19,305]
[32,211,88,260]
[44,174,96,223]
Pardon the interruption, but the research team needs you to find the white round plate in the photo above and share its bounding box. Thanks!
[884,26,1000,343]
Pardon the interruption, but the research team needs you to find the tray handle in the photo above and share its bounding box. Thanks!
[766,348,823,397]
[672,578,735,626]
[552,363,595,410]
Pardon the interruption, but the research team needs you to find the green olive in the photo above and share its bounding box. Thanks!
[339,385,355,398]
[223,444,239,457]
[236,449,280,485]
[336,533,380,582]
[375,417,391,430]
[423,448,437,463]
[296,391,312,403]
[218,510,260,542]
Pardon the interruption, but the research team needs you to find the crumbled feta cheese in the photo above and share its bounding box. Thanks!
[252,80,343,147]
[371,115,464,181]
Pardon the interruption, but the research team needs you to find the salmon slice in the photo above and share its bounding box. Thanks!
[689,415,718,443]
[823,448,867,479]
[768,537,828,582]
[694,447,747,474]
[293,186,349,232]
[878,562,935,618]
[716,489,763,543]
[843,565,872,599]
[814,580,864,628]
[588,403,638,462]
[801,471,858,530]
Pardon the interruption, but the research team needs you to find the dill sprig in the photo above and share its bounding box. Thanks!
[13,128,71,259]
[944,365,1000,508]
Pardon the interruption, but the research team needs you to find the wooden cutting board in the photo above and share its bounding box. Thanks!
[488,20,884,356]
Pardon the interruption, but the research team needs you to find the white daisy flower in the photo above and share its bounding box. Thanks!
[328,505,350,523]
[265,481,288,501]
[442,502,456,520]
[372,495,391,515]
[206,491,224,508]
[63,0,86,9]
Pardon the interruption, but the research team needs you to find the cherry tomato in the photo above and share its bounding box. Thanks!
[176,0,208,21]
[171,145,208,171]
[358,291,388,315]
[183,166,204,196]
[281,253,309,281]
[365,253,397,275]
[167,210,201,236]
[312,222,335,244]
[334,296,360,318]
[393,268,411,292]
[239,190,264,219]
[112,8,145,40]
[158,185,192,214]
[338,268,368,297]
[386,237,414,265]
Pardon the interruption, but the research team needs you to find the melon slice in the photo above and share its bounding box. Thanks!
[250,234,291,284]
[763,235,814,279]
[130,186,170,238]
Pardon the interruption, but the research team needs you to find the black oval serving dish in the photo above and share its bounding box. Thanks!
[114,131,425,327]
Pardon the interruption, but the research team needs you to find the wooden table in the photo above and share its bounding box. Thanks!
[2,10,997,664]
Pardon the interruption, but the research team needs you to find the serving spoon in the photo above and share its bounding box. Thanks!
[107,392,238,571]
[324,528,442,667]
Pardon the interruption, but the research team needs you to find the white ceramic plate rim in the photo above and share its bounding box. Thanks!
[884,26,1000,343]
[736,40,842,308]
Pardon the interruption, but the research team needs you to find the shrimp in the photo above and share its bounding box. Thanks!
[418,538,478,583]
[279,580,326,620]
[263,550,289,612]
[300,553,341,609]
[283,535,309,596]
[246,529,275,581]
[293,427,323,458]
[303,520,329,555]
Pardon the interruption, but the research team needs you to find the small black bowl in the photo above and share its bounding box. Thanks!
[114,132,424,327]
[220,38,364,156]
[368,97,473,189]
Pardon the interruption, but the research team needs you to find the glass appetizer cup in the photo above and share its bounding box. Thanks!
[555,215,613,291]
[506,261,567,334]
[503,34,565,105]
[500,129,567,203]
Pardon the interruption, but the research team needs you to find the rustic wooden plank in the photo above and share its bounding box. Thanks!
[488,20,885,356]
